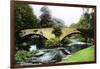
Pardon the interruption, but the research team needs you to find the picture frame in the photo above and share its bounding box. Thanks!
[11,0,96,68]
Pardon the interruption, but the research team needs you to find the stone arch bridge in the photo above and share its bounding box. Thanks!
[20,28,81,40]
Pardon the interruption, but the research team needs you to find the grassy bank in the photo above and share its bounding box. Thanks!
[61,46,95,63]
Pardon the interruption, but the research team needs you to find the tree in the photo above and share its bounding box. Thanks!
[77,8,94,30]
[69,8,94,42]
[39,6,65,28]
[77,8,94,42]
[70,8,94,30]
[15,4,37,51]
[39,6,52,27]
[51,18,64,27]
[69,23,78,28]
[52,27,62,38]
[15,4,37,31]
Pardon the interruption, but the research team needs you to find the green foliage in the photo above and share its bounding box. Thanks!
[52,27,62,37]
[69,8,94,40]
[45,38,61,48]
[15,4,37,32]
[69,23,78,28]
[15,4,38,50]
[62,38,72,45]
[15,50,33,62]
[78,9,94,30]
[77,16,86,29]
[70,8,94,30]
[79,37,87,42]
[15,50,39,62]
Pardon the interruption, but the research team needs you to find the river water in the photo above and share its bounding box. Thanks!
[24,39,92,64]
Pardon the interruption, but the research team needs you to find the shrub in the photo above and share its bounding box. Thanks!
[15,50,33,62]
[45,38,61,48]
[52,27,62,37]
[62,38,72,45]
[79,37,87,42]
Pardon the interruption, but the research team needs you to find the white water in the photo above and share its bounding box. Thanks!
[68,39,92,46]
[29,45,37,51]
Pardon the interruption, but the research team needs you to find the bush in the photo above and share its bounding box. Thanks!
[62,38,72,45]
[15,50,33,62]
[45,38,61,48]
[52,27,62,37]
[79,37,87,42]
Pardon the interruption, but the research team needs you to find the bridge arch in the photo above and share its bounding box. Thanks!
[22,33,48,40]
[21,34,48,49]
[61,31,82,41]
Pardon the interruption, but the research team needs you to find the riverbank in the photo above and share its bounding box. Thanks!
[60,46,95,63]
